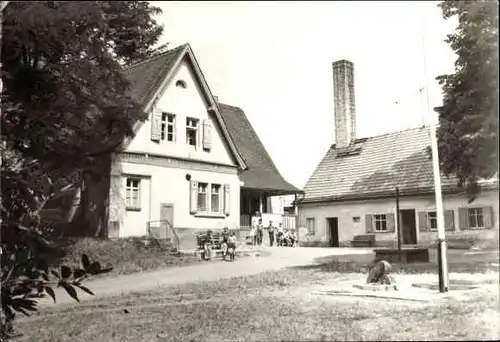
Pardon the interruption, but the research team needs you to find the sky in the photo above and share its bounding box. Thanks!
[151,1,458,189]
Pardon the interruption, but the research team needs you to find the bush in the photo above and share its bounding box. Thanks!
[56,237,197,276]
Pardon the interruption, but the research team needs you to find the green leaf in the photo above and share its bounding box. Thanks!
[97,267,113,275]
[73,268,85,279]
[81,254,90,270]
[87,261,101,275]
[45,286,56,303]
[60,265,72,279]
[76,284,95,296]
[61,284,80,302]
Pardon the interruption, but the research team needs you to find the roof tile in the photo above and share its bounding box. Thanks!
[123,44,187,105]
[303,127,459,201]
[219,103,303,194]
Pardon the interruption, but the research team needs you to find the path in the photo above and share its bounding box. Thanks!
[38,247,374,307]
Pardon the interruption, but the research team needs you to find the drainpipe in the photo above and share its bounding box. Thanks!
[294,193,299,246]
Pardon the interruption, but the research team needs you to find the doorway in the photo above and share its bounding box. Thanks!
[160,203,174,240]
[400,209,417,245]
[326,217,339,247]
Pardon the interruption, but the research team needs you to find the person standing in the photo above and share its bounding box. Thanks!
[256,218,264,246]
[268,220,275,247]
[251,211,261,229]
[249,225,256,246]
[277,223,284,247]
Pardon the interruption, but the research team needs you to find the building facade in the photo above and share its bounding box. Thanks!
[298,60,499,248]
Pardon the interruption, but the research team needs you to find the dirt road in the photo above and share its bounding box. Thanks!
[38,247,374,307]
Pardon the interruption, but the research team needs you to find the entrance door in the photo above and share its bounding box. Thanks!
[160,203,174,240]
[327,217,339,247]
[400,209,417,245]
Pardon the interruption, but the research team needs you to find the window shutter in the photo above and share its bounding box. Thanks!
[483,206,493,229]
[386,213,395,232]
[418,211,428,232]
[458,208,469,231]
[365,214,373,233]
[223,184,230,216]
[151,108,162,141]
[444,210,455,231]
[189,181,198,214]
[203,119,212,151]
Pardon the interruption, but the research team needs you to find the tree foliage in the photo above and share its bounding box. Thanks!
[1,1,164,339]
[1,1,163,175]
[435,0,499,200]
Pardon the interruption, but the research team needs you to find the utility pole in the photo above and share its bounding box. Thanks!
[420,6,449,293]
[396,187,402,264]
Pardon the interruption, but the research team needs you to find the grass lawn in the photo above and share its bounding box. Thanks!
[53,237,258,277]
[299,248,500,274]
[15,256,500,342]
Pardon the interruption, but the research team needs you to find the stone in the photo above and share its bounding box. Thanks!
[366,260,393,285]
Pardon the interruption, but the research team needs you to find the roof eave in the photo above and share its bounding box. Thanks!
[300,183,498,204]
[184,45,247,170]
[242,186,305,196]
[118,44,247,170]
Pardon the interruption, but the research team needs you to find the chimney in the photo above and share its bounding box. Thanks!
[332,60,356,149]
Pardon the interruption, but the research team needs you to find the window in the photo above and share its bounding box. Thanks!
[427,211,438,231]
[125,178,141,210]
[306,218,315,235]
[186,117,199,147]
[211,184,222,212]
[468,208,484,229]
[161,113,175,142]
[197,182,208,212]
[373,214,387,232]
[175,80,187,88]
[352,216,360,223]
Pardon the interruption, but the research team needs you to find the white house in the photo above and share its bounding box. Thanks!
[53,43,303,250]
[297,60,499,249]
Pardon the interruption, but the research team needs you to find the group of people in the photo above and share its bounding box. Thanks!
[248,211,298,247]
[202,227,237,261]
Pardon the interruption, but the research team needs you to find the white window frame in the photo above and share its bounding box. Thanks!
[196,182,223,214]
[427,211,438,231]
[197,182,208,212]
[161,112,175,142]
[125,178,141,211]
[186,117,199,147]
[373,214,387,232]
[306,217,315,235]
[468,208,484,229]
[210,184,222,213]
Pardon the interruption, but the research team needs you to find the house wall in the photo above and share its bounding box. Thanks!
[126,59,236,167]
[107,56,244,250]
[298,190,499,248]
[108,159,240,249]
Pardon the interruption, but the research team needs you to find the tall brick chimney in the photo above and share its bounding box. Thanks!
[332,60,356,149]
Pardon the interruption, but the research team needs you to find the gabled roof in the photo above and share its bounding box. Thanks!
[122,43,247,170]
[302,126,495,203]
[219,103,304,195]
[123,44,186,107]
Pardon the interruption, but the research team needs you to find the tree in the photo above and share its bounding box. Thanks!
[2,1,163,175]
[435,0,499,201]
[1,1,164,339]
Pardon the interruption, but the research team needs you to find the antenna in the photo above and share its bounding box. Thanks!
[420,10,432,126]
[419,86,425,127]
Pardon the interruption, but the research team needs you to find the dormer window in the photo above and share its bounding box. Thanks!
[175,80,187,89]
